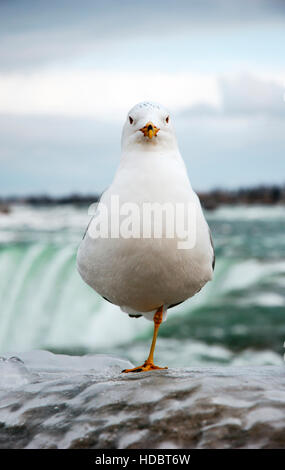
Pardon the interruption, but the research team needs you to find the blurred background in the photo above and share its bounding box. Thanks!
[0,0,285,367]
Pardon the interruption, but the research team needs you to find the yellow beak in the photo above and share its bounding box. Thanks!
[140,121,160,139]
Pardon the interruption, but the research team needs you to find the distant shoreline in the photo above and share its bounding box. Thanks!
[0,185,285,212]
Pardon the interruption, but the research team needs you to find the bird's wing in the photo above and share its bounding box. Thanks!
[82,216,93,240]
[81,189,108,240]
[208,225,215,271]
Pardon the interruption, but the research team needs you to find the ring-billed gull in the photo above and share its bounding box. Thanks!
[77,102,215,373]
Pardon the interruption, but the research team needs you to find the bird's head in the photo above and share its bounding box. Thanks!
[121,101,178,152]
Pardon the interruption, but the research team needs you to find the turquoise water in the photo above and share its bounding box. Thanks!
[0,204,285,366]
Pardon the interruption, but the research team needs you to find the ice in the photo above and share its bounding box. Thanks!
[15,349,133,376]
[0,356,32,389]
[0,351,284,449]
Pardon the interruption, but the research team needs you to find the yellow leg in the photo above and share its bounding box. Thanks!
[122,306,168,373]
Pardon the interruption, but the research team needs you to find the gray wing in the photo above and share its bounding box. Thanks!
[82,189,107,240]
[82,216,93,240]
[208,225,215,271]
[80,188,124,310]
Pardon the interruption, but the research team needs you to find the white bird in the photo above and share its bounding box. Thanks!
[77,101,215,373]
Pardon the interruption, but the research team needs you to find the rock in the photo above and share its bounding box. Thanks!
[0,351,284,449]
[0,204,11,214]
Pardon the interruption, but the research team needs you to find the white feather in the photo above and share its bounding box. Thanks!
[77,102,214,321]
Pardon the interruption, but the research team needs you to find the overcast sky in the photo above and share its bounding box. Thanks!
[0,0,285,195]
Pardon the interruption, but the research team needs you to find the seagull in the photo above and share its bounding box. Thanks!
[77,101,215,373]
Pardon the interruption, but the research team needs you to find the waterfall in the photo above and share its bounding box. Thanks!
[0,204,284,365]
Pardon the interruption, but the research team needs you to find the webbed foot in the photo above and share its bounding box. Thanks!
[122,360,168,373]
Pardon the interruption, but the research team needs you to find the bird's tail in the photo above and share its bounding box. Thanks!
[120,305,168,322]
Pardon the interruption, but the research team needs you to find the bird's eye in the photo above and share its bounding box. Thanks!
[165,115,169,124]
[129,116,134,124]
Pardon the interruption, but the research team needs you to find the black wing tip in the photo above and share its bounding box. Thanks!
[208,226,215,272]
[212,253,216,271]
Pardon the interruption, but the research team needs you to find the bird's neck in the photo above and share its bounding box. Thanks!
[116,146,189,189]
[121,139,182,161]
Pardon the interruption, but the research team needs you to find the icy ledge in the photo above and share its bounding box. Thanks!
[0,351,285,449]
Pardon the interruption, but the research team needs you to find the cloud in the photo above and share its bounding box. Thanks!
[220,75,285,116]
[0,113,120,195]
[0,1,284,194]
[179,74,285,118]
[0,67,284,122]
[1,108,285,195]
[0,69,221,118]
[0,0,285,71]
